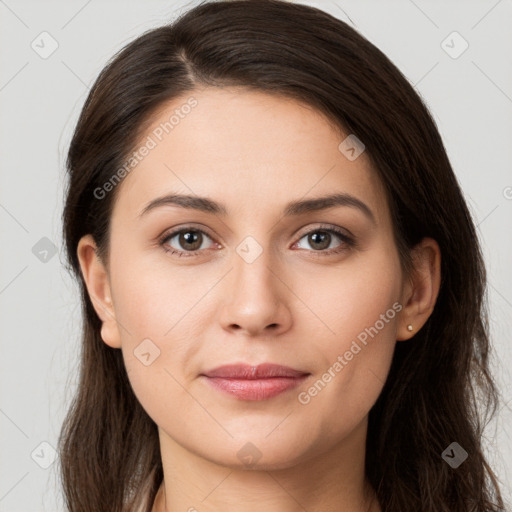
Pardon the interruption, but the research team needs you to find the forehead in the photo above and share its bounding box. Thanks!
[112,86,388,224]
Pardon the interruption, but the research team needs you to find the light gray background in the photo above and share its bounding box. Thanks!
[1,1,511,510]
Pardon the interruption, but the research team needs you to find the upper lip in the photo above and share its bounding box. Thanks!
[201,363,309,379]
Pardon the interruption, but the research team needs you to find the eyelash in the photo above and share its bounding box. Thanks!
[158,224,356,258]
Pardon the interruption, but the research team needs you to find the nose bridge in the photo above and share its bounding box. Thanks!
[232,233,279,303]
[218,232,291,335]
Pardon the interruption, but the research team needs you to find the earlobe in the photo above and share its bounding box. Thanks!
[397,237,441,341]
[76,234,122,348]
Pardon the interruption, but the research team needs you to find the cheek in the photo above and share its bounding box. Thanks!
[295,247,401,418]
[301,244,402,346]
[108,248,216,418]
[109,243,212,339]
[114,274,201,426]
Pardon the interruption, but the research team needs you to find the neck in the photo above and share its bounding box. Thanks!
[152,418,380,512]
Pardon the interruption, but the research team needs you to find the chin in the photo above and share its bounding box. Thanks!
[200,436,313,472]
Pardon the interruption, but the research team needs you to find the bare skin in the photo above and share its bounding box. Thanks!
[77,86,441,512]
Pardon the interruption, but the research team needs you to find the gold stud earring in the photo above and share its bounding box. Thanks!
[407,324,413,332]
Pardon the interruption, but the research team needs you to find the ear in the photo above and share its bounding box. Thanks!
[397,237,441,341]
[76,234,122,349]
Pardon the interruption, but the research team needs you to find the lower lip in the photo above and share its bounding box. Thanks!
[202,375,309,401]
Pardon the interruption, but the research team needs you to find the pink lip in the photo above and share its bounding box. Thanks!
[200,363,310,401]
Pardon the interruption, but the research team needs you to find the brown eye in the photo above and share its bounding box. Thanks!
[177,230,203,251]
[293,226,355,256]
[307,231,332,250]
[160,227,216,256]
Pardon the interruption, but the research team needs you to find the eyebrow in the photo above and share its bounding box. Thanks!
[138,192,376,224]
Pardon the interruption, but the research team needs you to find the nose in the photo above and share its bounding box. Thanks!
[218,247,292,337]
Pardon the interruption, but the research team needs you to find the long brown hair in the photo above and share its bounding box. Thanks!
[59,1,506,510]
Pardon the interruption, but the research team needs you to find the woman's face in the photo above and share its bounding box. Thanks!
[92,86,410,469]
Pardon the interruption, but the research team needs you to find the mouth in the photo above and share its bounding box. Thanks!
[200,363,310,401]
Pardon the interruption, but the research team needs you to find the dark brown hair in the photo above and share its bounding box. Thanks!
[59,1,506,511]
